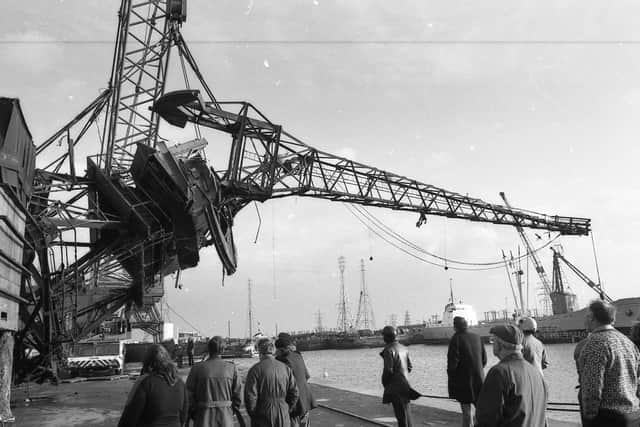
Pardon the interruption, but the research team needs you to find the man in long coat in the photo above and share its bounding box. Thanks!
[186,336,242,427]
[447,316,486,427]
[275,334,316,427]
[245,338,299,427]
[380,326,420,427]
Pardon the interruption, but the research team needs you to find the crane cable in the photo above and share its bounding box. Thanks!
[345,203,561,271]
[344,203,502,271]
[165,302,206,337]
[350,203,561,266]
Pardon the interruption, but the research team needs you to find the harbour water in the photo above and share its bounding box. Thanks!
[232,342,581,423]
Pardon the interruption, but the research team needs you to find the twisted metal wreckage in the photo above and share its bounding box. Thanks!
[6,0,590,381]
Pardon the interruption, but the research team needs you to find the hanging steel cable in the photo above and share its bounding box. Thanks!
[345,203,561,271]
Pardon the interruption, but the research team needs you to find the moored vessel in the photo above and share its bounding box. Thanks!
[406,296,640,345]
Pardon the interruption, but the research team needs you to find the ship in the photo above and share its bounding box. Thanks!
[221,338,258,359]
[405,296,640,345]
[294,330,389,352]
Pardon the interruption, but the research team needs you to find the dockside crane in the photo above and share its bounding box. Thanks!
[551,246,612,303]
[16,0,591,381]
[499,192,555,315]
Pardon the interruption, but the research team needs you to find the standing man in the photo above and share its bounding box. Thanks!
[186,337,195,367]
[380,326,419,427]
[275,334,316,427]
[475,325,547,427]
[186,336,242,427]
[245,338,299,427]
[518,316,549,375]
[578,300,640,426]
[447,316,487,427]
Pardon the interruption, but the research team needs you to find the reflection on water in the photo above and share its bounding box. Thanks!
[256,343,581,424]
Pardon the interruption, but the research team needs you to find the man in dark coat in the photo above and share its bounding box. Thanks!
[186,336,242,427]
[380,326,420,427]
[275,333,317,427]
[245,338,299,427]
[447,316,486,427]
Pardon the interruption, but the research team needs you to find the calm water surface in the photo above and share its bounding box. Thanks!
[234,343,580,423]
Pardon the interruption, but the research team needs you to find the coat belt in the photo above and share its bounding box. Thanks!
[198,400,232,408]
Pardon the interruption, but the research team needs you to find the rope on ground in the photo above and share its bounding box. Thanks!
[417,394,581,412]
[317,403,392,426]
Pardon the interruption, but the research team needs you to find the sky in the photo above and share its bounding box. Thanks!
[2,0,640,338]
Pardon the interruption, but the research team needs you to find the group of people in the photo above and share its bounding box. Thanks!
[441,299,640,427]
[381,299,640,427]
[117,333,316,427]
[116,299,640,427]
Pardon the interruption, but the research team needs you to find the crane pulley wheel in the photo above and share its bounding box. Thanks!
[168,0,187,23]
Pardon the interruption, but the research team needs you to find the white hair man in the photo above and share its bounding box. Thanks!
[518,316,549,375]
[475,325,547,426]
[578,299,640,426]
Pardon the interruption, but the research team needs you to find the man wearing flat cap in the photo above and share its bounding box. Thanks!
[245,338,299,426]
[475,325,547,427]
[275,334,316,426]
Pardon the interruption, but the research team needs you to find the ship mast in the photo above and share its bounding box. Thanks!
[247,279,253,339]
[449,278,455,304]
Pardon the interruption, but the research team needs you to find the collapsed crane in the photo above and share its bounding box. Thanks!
[14,0,591,381]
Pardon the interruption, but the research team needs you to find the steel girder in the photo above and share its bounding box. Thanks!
[153,90,592,238]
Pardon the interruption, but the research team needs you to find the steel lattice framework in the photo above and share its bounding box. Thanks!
[14,0,591,382]
[153,91,591,236]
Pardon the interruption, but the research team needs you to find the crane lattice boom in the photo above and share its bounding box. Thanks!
[153,90,591,236]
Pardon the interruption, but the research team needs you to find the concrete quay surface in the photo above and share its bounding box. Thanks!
[8,368,580,426]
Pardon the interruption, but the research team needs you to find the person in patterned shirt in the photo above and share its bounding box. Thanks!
[578,299,640,426]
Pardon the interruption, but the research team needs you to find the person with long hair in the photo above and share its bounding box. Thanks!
[119,344,188,427]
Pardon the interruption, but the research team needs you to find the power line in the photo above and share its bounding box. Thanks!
[3,40,640,45]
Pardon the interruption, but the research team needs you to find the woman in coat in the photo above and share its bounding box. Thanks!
[119,344,188,427]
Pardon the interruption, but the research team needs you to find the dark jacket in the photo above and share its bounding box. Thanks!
[276,349,317,416]
[186,357,242,427]
[244,356,299,427]
[475,352,548,427]
[118,374,188,427]
[380,341,420,404]
[447,329,487,404]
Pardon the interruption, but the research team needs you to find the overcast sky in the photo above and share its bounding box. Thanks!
[2,1,640,337]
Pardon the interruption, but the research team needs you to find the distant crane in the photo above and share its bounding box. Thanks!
[247,279,254,338]
[551,246,613,303]
[314,310,324,332]
[404,310,412,326]
[355,259,376,330]
[500,192,553,315]
[549,245,578,313]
